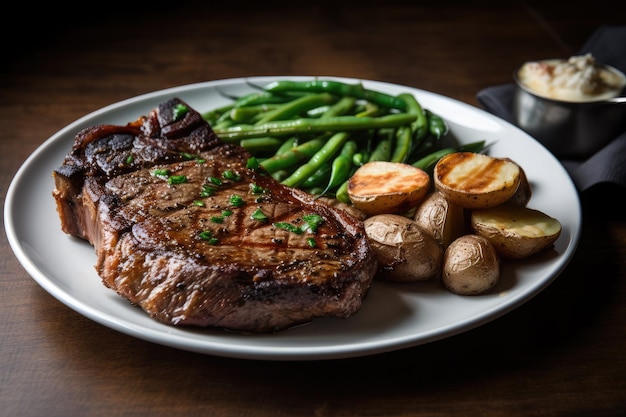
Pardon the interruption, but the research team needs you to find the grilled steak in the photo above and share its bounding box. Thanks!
[52,98,377,333]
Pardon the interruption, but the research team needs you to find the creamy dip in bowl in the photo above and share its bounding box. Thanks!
[513,54,626,158]
[516,54,626,102]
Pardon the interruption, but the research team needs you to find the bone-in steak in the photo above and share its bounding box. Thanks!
[52,98,377,333]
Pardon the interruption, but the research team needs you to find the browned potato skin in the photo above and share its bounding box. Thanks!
[470,205,562,259]
[502,158,532,207]
[364,214,443,282]
[442,234,500,295]
[434,152,521,209]
[348,161,431,216]
[413,191,466,248]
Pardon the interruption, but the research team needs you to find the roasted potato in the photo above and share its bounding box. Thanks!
[502,158,532,206]
[470,205,562,259]
[442,234,500,295]
[413,191,466,248]
[434,152,521,209]
[348,161,430,216]
[364,214,443,282]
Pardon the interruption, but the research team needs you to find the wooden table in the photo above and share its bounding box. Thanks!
[2,2,625,416]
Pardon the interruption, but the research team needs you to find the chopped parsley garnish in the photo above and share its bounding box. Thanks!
[167,175,187,185]
[249,183,266,195]
[192,200,205,207]
[246,157,260,170]
[198,230,218,244]
[251,208,268,222]
[229,194,244,207]
[301,214,324,233]
[200,184,216,197]
[152,169,186,185]
[222,170,241,181]
[273,214,325,235]
[273,222,304,234]
[307,238,316,248]
[173,104,189,121]
[152,168,170,178]
[210,210,233,224]
[208,176,223,186]
[180,152,205,164]
[125,155,134,164]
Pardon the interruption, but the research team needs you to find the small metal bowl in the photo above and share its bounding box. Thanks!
[513,61,626,159]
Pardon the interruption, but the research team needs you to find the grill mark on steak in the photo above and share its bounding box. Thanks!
[52,98,377,333]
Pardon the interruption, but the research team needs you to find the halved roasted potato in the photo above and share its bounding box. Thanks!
[434,152,521,209]
[348,161,431,216]
[470,205,562,259]
[413,190,466,248]
[364,214,443,282]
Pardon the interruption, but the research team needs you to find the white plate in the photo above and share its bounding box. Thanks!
[4,76,581,361]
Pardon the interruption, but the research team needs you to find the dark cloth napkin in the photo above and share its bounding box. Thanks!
[476,25,626,193]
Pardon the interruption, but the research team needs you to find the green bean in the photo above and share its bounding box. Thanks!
[254,93,339,125]
[264,80,408,111]
[301,164,332,189]
[239,137,283,154]
[260,134,329,174]
[212,119,237,130]
[391,126,412,163]
[412,140,486,172]
[214,107,236,125]
[335,179,351,204]
[403,107,450,162]
[306,105,332,118]
[426,109,449,139]
[294,101,364,194]
[351,130,375,166]
[320,140,357,196]
[202,103,234,125]
[282,131,351,188]
[368,130,393,162]
[232,90,310,107]
[320,96,357,118]
[213,113,416,141]
[271,169,294,182]
[229,104,281,124]
[355,102,380,117]
[259,95,362,175]
[275,136,298,155]
[352,152,368,166]
[334,119,374,170]
[408,130,440,162]
[398,93,428,141]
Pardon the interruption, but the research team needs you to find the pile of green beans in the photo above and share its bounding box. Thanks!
[202,79,485,202]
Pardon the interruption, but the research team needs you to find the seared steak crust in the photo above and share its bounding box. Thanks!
[53,98,377,332]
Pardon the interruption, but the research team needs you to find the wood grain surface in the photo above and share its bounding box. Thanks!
[2,2,625,416]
